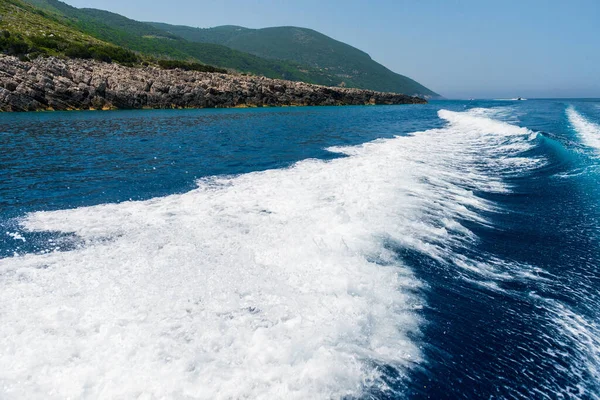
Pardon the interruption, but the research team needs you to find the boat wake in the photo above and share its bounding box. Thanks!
[567,106,600,154]
[0,108,545,399]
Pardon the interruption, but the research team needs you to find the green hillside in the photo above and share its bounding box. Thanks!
[0,0,95,48]
[150,23,438,97]
[0,0,140,63]
[16,0,337,82]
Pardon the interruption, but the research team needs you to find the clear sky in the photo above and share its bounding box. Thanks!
[62,0,599,99]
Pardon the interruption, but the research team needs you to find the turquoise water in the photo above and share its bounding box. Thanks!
[1,100,599,398]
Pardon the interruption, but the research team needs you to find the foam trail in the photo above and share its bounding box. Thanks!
[0,109,540,399]
[567,106,600,154]
[534,297,600,399]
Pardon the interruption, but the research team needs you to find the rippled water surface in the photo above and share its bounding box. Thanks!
[1,100,599,399]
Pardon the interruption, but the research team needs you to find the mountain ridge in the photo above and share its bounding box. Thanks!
[149,23,439,97]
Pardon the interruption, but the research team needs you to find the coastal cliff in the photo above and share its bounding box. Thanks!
[0,56,426,111]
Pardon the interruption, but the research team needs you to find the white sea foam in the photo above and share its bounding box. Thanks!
[534,297,600,399]
[555,306,600,387]
[0,109,540,399]
[5,231,25,242]
[567,106,600,154]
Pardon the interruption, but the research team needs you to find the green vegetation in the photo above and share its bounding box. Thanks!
[62,42,139,64]
[0,0,217,70]
[0,0,103,47]
[14,0,328,81]
[150,24,438,97]
[157,59,227,73]
[24,33,138,63]
[0,30,30,56]
[149,24,252,46]
[0,0,138,64]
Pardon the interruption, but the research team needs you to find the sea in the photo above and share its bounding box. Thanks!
[0,99,599,399]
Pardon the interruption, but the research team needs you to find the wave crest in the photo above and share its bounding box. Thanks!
[567,106,600,154]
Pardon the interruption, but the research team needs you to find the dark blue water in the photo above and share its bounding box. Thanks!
[1,100,599,399]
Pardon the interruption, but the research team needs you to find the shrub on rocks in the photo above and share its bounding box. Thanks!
[157,59,227,74]
[0,34,30,56]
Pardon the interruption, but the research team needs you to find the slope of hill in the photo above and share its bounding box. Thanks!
[0,0,140,63]
[0,0,91,47]
[150,23,438,97]
[16,0,339,83]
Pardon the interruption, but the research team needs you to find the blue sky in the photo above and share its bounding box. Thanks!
[62,0,599,98]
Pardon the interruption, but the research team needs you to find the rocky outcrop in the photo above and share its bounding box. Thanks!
[0,56,426,111]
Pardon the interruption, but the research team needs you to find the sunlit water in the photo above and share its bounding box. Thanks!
[1,99,599,399]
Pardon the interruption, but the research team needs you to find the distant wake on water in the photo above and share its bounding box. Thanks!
[567,106,600,154]
[1,106,596,398]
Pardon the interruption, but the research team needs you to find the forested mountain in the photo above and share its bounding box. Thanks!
[151,23,438,97]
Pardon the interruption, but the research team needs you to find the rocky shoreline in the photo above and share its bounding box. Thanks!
[0,56,426,112]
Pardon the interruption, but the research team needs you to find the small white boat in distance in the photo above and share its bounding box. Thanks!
[493,98,528,101]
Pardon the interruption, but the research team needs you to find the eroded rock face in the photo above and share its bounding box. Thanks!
[0,56,426,111]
